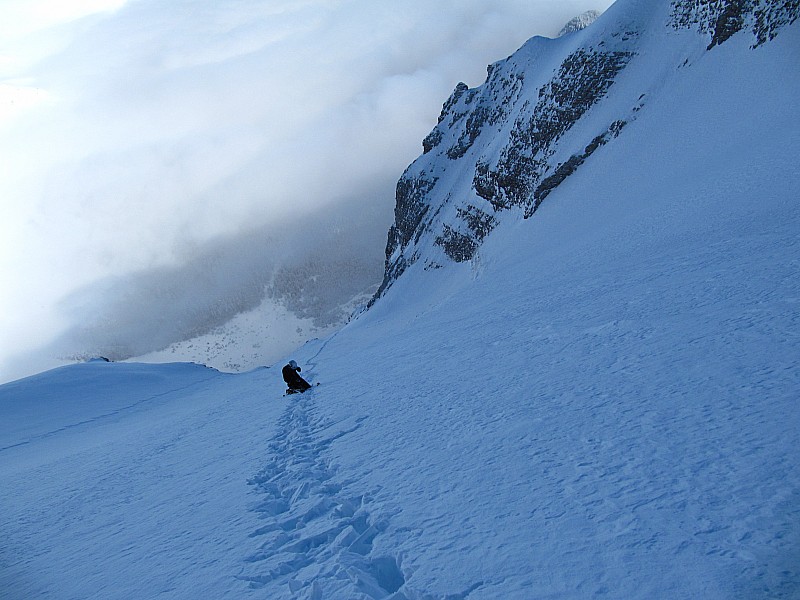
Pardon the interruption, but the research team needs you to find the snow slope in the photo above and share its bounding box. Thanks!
[266,23,799,596]
[0,361,285,599]
[2,2,799,600]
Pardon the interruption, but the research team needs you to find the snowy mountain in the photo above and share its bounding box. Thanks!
[1,1,799,599]
[558,10,603,37]
[374,0,799,299]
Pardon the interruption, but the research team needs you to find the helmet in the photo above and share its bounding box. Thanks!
[288,360,298,369]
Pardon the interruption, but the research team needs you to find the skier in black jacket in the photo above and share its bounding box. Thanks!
[282,360,311,393]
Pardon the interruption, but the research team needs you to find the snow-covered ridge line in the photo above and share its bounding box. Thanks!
[558,10,603,37]
[373,0,799,301]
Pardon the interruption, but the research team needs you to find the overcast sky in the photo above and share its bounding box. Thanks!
[0,0,613,382]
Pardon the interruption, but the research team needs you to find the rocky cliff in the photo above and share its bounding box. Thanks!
[373,0,798,301]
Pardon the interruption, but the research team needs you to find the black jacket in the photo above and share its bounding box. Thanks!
[282,364,311,391]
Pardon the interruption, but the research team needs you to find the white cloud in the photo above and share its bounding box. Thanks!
[0,0,128,39]
[0,0,614,382]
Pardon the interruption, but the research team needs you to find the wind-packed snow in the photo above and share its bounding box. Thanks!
[1,5,799,600]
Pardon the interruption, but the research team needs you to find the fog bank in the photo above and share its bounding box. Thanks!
[0,0,612,382]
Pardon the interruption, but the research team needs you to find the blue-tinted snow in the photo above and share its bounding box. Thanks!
[1,7,799,600]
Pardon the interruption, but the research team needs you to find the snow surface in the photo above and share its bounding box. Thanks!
[1,6,799,600]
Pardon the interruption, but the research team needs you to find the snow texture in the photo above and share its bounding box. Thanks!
[1,0,799,598]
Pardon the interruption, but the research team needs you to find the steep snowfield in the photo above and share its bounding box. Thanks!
[2,10,799,600]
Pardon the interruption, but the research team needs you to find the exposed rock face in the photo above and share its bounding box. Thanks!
[374,172,438,297]
[752,0,800,45]
[474,48,633,217]
[436,205,498,263]
[670,0,800,48]
[373,0,799,301]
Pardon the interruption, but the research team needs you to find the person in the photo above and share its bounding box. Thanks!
[282,360,311,393]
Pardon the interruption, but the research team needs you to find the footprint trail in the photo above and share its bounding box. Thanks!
[241,392,405,599]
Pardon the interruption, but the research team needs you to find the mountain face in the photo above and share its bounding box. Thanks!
[374,0,799,301]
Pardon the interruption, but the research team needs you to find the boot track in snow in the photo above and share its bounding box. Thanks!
[241,392,406,598]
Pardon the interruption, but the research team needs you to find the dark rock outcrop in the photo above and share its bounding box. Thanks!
[475,49,633,217]
[385,172,437,261]
[670,0,799,48]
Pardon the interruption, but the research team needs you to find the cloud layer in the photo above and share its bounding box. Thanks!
[0,0,612,382]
